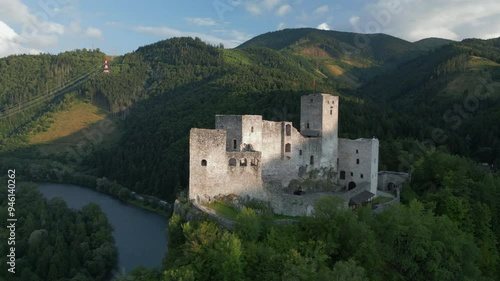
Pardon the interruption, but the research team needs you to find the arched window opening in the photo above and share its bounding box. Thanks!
[240,158,247,166]
[251,126,254,133]
[340,171,346,180]
[310,155,314,165]
[299,150,303,156]
[356,159,360,164]
[356,149,359,154]
[201,159,207,166]
[330,110,333,115]
[360,174,364,179]
[229,158,237,166]
[233,139,237,150]
[285,143,291,153]
[251,158,259,166]
[348,181,356,190]
[286,124,291,136]
[306,123,310,129]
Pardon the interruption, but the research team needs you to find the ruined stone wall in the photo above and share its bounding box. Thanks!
[260,120,326,191]
[378,171,410,191]
[189,94,381,217]
[370,139,379,193]
[300,94,323,137]
[241,115,263,152]
[189,128,264,203]
[215,115,243,152]
[338,138,379,194]
[319,94,339,168]
[189,128,228,203]
[224,151,263,198]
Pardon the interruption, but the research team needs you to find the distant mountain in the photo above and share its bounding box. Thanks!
[237,28,445,88]
[413,37,454,50]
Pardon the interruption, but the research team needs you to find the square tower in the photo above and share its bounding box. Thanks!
[300,94,339,168]
[300,94,339,138]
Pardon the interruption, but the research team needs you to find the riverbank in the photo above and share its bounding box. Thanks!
[0,155,173,218]
[38,182,169,273]
[36,177,173,217]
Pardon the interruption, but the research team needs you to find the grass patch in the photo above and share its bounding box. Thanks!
[205,201,307,222]
[223,49,253,67]
[207,201,239,221]
[371,196,393,205]
[274,213,305,221]
[29,100,122,155]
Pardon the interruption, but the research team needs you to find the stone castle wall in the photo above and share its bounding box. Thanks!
[378,171,410,191]
[189,128,263,204]
[189,94,380,215]
[338,138,379,194]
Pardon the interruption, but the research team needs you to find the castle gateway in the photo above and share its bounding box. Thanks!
[189,93,379,216]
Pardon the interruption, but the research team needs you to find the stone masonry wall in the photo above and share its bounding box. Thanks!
[338,138,379,194]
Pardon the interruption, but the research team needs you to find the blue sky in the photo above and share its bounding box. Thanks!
[1,0,500,57]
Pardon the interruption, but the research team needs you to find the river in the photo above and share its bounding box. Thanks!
[38,183,168,274]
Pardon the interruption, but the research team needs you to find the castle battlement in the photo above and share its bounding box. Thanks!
[189,94,380,216]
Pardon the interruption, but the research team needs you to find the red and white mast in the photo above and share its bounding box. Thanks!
[104,59,110,74]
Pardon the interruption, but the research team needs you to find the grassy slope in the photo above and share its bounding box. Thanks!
[440,56,500,98]
[28,100,122,155]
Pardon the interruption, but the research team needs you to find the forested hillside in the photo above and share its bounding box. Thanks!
[0,49,104,149]
[359,38,500,166]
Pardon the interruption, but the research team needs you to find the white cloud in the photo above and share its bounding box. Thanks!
[245,3,262,15]
[85,27,102,39]
[277,22,286,30]
[317,23,330,30]
[0,0,68,57]
[314,5,329,14]
[0,20,41,57]
[349,16,360,26]
[185,17,218,26]
[132,25,252,48]
[244,0,283,15]
[69,21,81,33]
[263,0,282,10]
[212,29,253,43]
[353,0,500,41]
[0,0,64,35]
[276,4,292,16]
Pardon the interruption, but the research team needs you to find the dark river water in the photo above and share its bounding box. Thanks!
[38,183,168,274]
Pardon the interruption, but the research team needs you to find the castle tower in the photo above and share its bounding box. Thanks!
[104,59,110,74]
[300,94,339,168]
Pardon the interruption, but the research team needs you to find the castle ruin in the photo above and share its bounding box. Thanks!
[189,93,380,216]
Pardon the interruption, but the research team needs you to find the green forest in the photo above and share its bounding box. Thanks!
[0,181,117,281]
[0,28,499,280]
[113,150,500,281]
